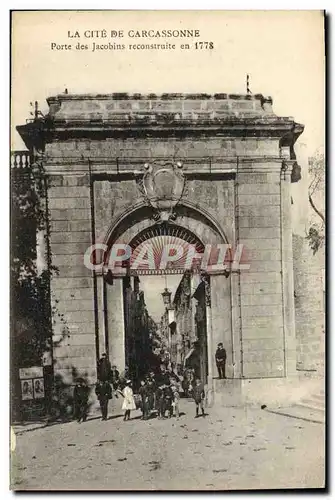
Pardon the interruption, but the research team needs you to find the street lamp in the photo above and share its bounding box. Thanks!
[161,288,172,308]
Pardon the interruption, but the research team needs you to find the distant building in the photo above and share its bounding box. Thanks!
[123,276,158,381]
[159,272,209,381]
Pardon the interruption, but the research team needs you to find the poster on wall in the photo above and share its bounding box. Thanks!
[20,379,33,401]
[33,378,45,399]
[19,367,43,379]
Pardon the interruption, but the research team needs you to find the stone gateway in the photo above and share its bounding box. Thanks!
[17,92,305,406]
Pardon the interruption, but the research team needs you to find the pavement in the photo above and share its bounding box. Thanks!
[11,398,325,491]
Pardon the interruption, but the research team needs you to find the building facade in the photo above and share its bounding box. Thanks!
[123,276,158,382]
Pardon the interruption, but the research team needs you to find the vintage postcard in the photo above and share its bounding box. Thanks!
[10,10,325,490]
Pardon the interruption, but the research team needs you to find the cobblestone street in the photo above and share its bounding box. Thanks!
[11,398,325,491]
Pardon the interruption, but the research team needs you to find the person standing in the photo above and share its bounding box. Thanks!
[110,365,120,390]
[122,380,136,421]
[156,364,170,387]
[139,380,150,420]
[146,374,155,414]
[171,383,180,420]
[157,387,166,419]
[215,343,227,379]
[119,366,130,389]
[73,378,89,423]
[97,353,112,382]
[156,364,170,418]
[163,383,173,419]
[192,378,206,418]
[95,380,112,421]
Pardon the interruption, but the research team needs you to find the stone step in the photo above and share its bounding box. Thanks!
[297,400,325,412]
[213,379,242,407]
[311,393,325,402]
[297,390,325,412]
[300,394,325,404]
[267,404,325,424]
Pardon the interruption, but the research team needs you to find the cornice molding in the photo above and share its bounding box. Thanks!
[43,156,287,176]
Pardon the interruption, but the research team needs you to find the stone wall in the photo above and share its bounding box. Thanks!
[48,173,97,385]
[237,169,286,378]
[293,234,325,372]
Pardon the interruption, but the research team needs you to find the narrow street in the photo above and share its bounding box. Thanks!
[11,398,325,491]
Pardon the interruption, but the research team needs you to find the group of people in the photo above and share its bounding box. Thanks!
[128,364,207,421]
[138,366,181,420]
[72,353,124,423]
[73,343,227,424]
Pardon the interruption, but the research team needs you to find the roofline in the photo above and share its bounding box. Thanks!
[46,92,273,103]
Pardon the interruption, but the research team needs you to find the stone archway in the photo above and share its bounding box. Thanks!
[100,204,234,397]
[103,200,230,250]
[19,92,303,406]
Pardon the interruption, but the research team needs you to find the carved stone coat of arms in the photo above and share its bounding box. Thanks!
[142,160,185,221]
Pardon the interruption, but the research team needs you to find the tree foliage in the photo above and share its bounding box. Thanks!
[11,158,54,367]
[306,149,325,254]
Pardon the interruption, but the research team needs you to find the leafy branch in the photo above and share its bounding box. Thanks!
[306,149,325,254]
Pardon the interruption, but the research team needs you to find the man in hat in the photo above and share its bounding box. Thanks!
[73,378,89,423]
[215,343,227,379]
[95,380,112,421]
[97,353,112,382]
[156,364,170,418]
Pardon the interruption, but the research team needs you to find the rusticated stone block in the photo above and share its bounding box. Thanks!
[293,234,325,371]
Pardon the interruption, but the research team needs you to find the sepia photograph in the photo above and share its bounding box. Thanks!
[20,380,33,401]
[10,10,325,491]
[33,378,45,399]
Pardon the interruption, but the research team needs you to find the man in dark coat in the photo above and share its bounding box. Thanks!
[95,380,112,421]
[215,343,227,379]
[146,372,156,413]
[139,380,150,420]
[97,353,112,382]
[156,365,170,418]
[156,364,170,387]
[164,384,174,418]
[73,379,89,423]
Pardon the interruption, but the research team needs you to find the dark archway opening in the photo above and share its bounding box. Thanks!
[118,221,209,389]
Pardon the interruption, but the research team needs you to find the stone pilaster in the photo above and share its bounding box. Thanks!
[237,161,285,379]
[47,169,97,384]
[280,161,297,376]
[106,278,125,372]
[210,274,233,377]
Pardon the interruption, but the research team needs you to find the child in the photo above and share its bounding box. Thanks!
[192,378,205,418]
[139,380,150,420]
[171,383,180,420]
[122,380,136,421]
[164,384,174,419]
